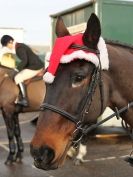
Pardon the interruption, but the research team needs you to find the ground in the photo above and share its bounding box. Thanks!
[0,112,133,177]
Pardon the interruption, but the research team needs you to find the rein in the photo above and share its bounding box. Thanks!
[82,102,133,135]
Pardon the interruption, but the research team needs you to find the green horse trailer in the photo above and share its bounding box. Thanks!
[50,0,133,46]
[50,0,133,127]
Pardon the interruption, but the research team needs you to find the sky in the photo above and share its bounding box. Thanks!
[0,0,88,45]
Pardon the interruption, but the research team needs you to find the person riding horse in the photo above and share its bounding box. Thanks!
[0,35,44,107]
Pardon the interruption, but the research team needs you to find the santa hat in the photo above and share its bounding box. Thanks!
[43,34,109,84]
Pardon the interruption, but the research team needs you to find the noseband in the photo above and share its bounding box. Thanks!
[40,45,104,147]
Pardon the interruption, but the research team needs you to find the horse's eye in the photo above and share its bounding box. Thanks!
[72,75,85,88]
[74,75,84,82]
[72,74,85,83]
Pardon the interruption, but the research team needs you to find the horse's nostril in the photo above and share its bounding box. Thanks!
[42,146,55,164]
[34,156,43,163]
[30,145,40,157]
[30,145,55,165]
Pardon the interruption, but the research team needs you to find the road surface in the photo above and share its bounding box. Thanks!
[0,112,133,177]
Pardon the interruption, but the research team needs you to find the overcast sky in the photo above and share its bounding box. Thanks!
[0,0,88,45]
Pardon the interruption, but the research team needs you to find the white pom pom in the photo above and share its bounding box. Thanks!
[43,72,55,84]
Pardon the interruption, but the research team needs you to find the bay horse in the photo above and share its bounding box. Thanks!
[30,13,133,170]
[0,63,46,164]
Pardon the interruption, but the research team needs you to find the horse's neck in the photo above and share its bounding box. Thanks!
[107,44,133,110]
[0,66,16,79]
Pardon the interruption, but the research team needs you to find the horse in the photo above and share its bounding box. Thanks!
[30,13,133,170]
[0,63,46,165]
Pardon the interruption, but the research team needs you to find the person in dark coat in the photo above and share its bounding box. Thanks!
[1,35,44,107]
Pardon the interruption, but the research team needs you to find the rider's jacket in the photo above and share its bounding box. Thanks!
[15,43,44,71]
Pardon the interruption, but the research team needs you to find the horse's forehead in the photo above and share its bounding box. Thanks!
[60,61,90,73]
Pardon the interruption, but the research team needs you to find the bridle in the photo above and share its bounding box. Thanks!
[40,44,104,147]
[40,44,133,148]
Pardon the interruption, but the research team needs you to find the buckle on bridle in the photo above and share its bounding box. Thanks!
[72,121,85,148]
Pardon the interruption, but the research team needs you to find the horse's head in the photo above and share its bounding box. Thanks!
[31,13,109,170]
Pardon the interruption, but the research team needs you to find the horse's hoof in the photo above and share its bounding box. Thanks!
[124,156,133,166]
[30,117,38,126]
[15,157,22,163]
[15,155,23,163]
[15,153,23,163]
[5,154,16,165]
[74,158,83,166]
[5,159,15,165]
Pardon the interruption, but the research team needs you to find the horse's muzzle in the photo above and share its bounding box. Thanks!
[30,144,56,170]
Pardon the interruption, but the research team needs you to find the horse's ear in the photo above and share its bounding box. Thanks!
[82,13,101,49]
[55,16,70,37]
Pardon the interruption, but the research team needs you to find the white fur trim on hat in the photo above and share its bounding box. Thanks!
[60,37,109,70]
[43,72,55,84]
[97,37,109,70]
[60,50,99,67]
[43,37,109,84]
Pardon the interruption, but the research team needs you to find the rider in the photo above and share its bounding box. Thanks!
[0,35,44,107]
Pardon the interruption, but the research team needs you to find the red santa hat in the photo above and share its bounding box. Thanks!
[43,34,109,83]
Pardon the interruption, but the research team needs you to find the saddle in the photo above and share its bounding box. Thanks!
[0,64,46,85]
[24,68,45,85]
[15,68,46,107]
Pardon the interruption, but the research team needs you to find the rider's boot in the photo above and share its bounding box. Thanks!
[17,82,28,107]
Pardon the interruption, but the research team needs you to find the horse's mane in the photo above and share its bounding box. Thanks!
[0,65,17,79]
[0,64,15,71]
[105,39,133,51]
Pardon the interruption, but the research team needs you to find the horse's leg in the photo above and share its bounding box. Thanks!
[30,116,38,126]
[13,113,24,162]
[2,109,16,165]
[67,143,87,165]
[74,143,87,165]
[116,112,133,166]
[110,90,133,127]
[67,146,77,159]
[110,90,133,166]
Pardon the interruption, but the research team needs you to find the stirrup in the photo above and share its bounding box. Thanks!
[17,98,29,107]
